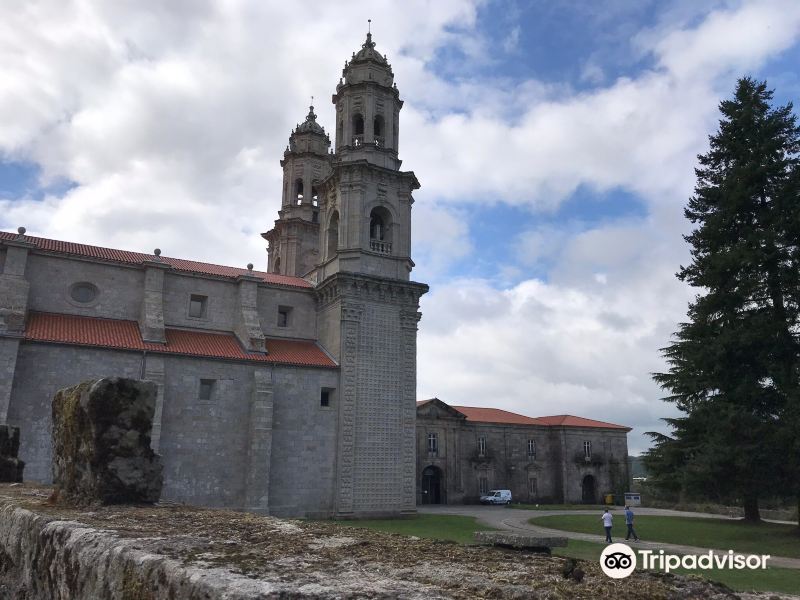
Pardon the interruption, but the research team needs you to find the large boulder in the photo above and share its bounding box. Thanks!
[52,378,163,505]
[0,425,24,482]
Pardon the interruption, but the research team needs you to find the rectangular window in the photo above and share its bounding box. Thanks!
[277,306,292,328]
[320,388,334,407]
[427,432,438,454]
[198,379,215,401]
[529,477,538,497]
[478,436,486,457]
[584,440,592,460]
[189,294,208,318]
[479,476,489,494]
[527,439,536,458]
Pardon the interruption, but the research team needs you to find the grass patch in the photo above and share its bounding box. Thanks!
[554,539,800,595]
[332,514,497,545]
[529,514,800,558]
[510,503,610,511]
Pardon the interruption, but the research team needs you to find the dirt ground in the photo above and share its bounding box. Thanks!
[0,483,787,599]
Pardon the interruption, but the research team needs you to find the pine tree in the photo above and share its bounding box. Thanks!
[645,78,800,522]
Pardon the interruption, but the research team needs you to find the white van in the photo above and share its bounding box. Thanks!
[479,489,512,505]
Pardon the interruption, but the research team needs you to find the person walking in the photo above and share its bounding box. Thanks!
[601,508,613,543]
[624,505,640,542]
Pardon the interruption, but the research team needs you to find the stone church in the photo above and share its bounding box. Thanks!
[0,31,425,519]
[0,31,629,518]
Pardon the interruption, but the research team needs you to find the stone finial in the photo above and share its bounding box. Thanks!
[153,248,161,257]
[17,226,26,236]
[247,263,254,271]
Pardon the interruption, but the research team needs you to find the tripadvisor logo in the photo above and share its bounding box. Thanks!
[600,543,637,579]
[600,544,771,579]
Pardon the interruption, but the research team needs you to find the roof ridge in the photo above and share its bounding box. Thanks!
[0,230,312,288]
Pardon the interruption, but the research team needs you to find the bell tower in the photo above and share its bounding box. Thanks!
[312,28,429,517]
[263,103,332,277]
[314,28,418,283]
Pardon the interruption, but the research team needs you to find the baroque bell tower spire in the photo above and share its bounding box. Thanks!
[263,101,332,277]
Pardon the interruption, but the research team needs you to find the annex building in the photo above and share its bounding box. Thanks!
[416,399,630,505]
[0,31,630,517]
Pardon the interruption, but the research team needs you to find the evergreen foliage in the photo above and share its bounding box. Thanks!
[644,78,800,522]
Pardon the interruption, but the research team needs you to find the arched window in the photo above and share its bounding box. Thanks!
[370,212,385,241]
[527,439,536,458]
[352,113,364,146]
[311,184,319,207]
[295,178,304,203]
[327,211,339,257]
[353,114,364,135]
[369,206,392,254]
[373,115,384,147]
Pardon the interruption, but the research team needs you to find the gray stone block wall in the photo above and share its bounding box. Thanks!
[26,255,144,320]
[559,428,630,503]
[7,344,143,482]
[162,272,238,332]
[0,339,21,424]
[268,365,339,517]
[157,355,255,508]
[256,286,317,340]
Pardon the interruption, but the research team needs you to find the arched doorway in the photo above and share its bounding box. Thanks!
[582,474,596,504]
[421,465,443,504]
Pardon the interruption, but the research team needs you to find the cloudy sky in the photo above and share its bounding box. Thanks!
[3,0,800,454]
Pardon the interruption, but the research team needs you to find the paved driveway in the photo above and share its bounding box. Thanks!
[418,504,800,569]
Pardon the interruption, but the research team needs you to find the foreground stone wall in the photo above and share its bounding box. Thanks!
[0,503,284,600]
[0,485,746,600]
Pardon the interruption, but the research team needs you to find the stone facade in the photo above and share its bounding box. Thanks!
[416,399,630,505]
[0,31,426,519]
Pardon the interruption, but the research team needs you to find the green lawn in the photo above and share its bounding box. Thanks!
[530,514,800,558]
[553,538,800,595]
[332,513,497,545]
[330,514,800,595]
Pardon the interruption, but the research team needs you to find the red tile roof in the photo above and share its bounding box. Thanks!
[0,231,312,288]
[24,312,337,368]
[450,405,549,426]
[534,415,630,431]
[419,399,630,431]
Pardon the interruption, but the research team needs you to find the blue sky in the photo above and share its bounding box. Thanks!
[2,0,800,453]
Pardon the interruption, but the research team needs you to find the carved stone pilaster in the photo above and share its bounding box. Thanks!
[400,309,422,512]
[139,262,169,343]
[234,276,266,353]
[143,354,165,453]
[335,303,362,516]
[0,242,33,335]
[245,369,274,512]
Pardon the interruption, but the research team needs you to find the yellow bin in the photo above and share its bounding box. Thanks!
[604,493,614,505]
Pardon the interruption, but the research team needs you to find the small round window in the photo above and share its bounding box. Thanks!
[70,282,98,304]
